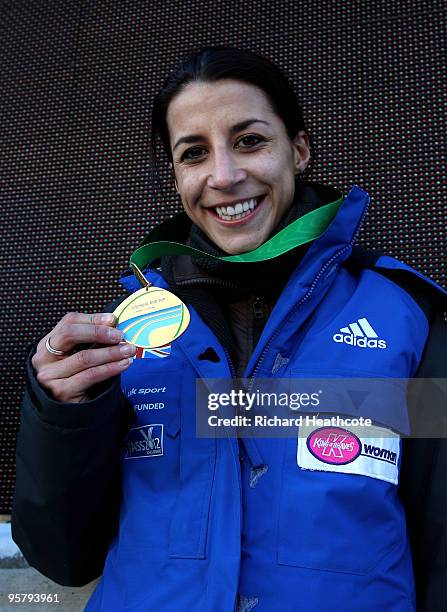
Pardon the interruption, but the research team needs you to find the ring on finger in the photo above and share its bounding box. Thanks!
[45,336,67,357]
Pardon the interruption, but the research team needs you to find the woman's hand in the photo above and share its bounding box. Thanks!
[32,312,136,404]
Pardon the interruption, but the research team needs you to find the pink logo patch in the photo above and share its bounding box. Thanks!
[307,427,361,465]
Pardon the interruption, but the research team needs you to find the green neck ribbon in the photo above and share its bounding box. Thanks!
[130,197,343,287]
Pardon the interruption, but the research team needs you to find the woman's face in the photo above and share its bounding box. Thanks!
[167,79,310,254]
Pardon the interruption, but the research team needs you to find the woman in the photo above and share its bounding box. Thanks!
[12,47,447,611]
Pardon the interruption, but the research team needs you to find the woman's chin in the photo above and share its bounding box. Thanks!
[205,208,272,254]
[213,235,266,255]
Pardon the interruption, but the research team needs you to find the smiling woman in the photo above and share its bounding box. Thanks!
[151,49,313,255]
[12,46,447,612]
[166,79,309,254]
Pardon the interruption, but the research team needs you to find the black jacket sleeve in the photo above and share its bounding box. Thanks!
[11,296,134,587]
[366,259,447,611]
[399,306,447,612]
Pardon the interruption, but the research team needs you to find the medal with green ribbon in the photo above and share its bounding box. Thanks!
[114,196,343,349]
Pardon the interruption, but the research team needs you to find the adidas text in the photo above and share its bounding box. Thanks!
[333,334,387,349]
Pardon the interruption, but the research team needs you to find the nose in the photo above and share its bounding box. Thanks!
[207,148,246,190]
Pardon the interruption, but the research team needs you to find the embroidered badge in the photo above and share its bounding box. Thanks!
[297,423,400,485]
[124,424,164,459]
[306,427,361,465]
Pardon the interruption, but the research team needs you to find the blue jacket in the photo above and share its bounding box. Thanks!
[83,185,447,611]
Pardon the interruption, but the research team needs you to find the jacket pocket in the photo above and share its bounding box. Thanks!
[119,357,216,560]
[274,366,411,576]
[118,359,183,554]
[277,427,406,575]
[168,374,216,559]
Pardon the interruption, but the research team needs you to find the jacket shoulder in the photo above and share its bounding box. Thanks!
[344,246,447,321]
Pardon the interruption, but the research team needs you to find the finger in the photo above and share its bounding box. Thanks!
[33,325,124,373]
[36,343,136,383]
[56,312,118,328]
[34,333,69,370]
[44,322,124,354]
[42,359,133,403]
[35,313,117,354]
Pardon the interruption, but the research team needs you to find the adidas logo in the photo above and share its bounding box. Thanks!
[333,317,387,349]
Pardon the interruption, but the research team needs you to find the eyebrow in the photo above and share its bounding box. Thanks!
[172,118,271,152]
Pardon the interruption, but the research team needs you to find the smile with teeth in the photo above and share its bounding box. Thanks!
[214,198,260,221]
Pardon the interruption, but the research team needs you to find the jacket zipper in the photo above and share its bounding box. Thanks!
[223,344,237,379]
[252,296,266,352]
[177,277,239,290]
[252,296,264,319]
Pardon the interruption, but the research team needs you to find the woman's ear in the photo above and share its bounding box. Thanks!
[292,131,311,174]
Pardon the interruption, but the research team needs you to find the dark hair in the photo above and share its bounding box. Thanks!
[150,46,314,182]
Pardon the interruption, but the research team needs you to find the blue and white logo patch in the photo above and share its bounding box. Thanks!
[124,424,163,459]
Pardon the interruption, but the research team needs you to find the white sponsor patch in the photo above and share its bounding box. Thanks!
[297,423,400,485]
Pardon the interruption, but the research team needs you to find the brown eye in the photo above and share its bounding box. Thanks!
[236,134,264,148]
[181,147,206,161]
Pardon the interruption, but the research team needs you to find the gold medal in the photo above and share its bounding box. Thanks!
[113,286,190,349]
